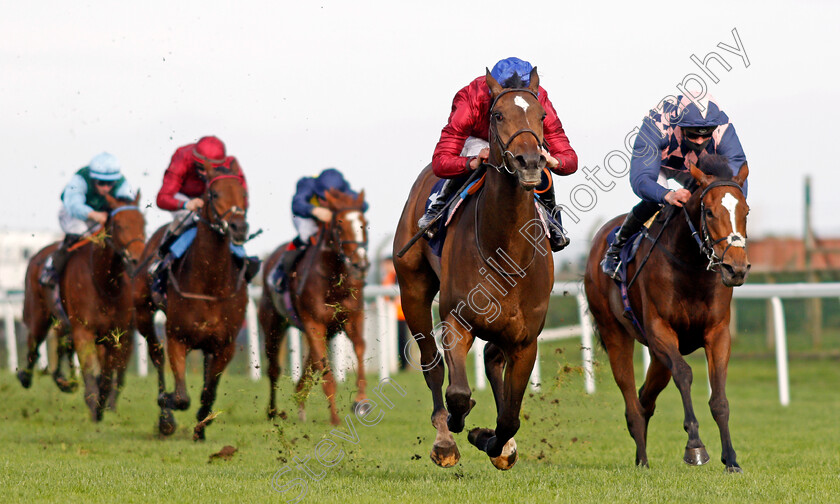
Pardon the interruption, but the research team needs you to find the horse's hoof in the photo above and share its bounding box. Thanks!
[298,408,306,422]
[267,407,278,420]
[726,464,743,474]
[467,428,495,451]
[489,438,518,471]
[430,442,461,468]
[54,377,78,393]
[684,447,710,466]
[192,427,206,442]
[17,370,33,389]
[353,401,372,417]
[159,410,177,436]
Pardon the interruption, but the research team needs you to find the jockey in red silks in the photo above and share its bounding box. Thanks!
[151,136,259,293]
[418,57,578,251]
[600,93,748,279]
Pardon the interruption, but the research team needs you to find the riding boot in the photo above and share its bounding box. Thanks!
[275,243,307,293]
[417,178,458,236]
[600,212,646,280]
[535,185,570,252]
[39,234,79,287]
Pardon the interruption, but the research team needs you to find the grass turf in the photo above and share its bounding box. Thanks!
[1,338,838,503]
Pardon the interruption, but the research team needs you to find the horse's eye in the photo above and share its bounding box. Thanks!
[209,191,217,199]
[541,113,547,121]
[493,112,504,121]
[704,209,714,218]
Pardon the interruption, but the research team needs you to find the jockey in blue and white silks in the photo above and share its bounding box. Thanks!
[601,94,748,279]
[291,168,368,246]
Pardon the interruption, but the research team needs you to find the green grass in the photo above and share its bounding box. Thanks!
[1,339,838,503]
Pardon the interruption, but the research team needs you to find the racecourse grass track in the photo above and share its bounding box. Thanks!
[2,337,838,503]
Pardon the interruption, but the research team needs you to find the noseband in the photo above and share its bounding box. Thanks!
[683,180,747,270]
[487,88,547,175]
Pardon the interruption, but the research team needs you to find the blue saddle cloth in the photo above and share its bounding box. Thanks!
[171,227,246,258]
[267,248,304,330]
[606,225,648,338]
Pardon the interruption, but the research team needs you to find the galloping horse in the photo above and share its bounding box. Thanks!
[393,68,554,470]
[18,194,146,421]
[259,189,369,425]
[584,155,750,471]
[134,164,251,440]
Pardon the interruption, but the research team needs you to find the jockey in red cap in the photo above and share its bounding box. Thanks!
[150,136,259,298]
[418,57,578,252]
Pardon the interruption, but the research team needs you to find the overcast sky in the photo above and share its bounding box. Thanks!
[2,0,837,264]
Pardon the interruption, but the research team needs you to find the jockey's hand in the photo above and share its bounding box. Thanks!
[469,148,491,170]
[664,189,692,207]
[311,207,333,222]
[185,198,204,212]
[541,148,560,170]
[88,211,108,226]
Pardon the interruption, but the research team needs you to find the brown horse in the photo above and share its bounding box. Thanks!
[393,68,554,470]
[134,164,251,440]
[260,189,369,425]
[583,155,749,471]
[18,194,146,421]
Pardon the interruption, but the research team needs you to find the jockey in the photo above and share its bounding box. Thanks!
[151,136,259,291]
[418,57,578,251]
[40,152,136,286]
[291,168,368,248]
[601,93,748,279]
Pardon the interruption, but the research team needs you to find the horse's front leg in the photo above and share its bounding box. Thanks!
[441,318,475,434]
[71,327,103,422]
[157,335,189,436]
[193,341,235,441]
[468,340,537,471]
[648,318,709,466]
[343,309,368,412]
[704,324,741,472]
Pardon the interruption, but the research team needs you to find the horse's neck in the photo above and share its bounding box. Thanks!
[479,168,536,258]
[657,199,711,273]
[187,221,236,284]
[90,242,124,294]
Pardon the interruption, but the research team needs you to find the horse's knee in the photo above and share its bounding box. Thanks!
[445,387,472,414]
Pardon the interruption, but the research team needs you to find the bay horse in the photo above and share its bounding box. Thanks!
[259,189,369,425]
[134,164,251,440]
[18,194,146,421]
[583,155,750,471]
[393,68,554,470]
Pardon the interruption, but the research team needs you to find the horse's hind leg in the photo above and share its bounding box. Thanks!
[193,342,235,441]
[648,320,709,466]
[260,295,288,419]
[704,326,741,472]
[52,330,78,393]
[106,333,133,411]
[72,328,103,422]
[636,348,672,467]
[136,306,166,406]
[483,342,506,413]
[17,312,53,389]
[468,340,537,470]
[300,319,340,426]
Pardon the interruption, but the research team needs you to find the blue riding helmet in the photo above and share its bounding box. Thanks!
[88,152,122,181]
[315,168,350,195]
[674,94,729,129]
[490,57,534,87]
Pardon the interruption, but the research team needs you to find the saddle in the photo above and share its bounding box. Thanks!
[424,175,486,257]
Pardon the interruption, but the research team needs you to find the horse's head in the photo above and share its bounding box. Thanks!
[320,188,369,274]
[486,67,547,189]
[689,156,751,287]
[202,162,249,245]
[104,191,146,269]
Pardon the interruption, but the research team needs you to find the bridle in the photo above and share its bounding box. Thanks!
[486,88,548,175]
[197,174,248,242]
[682,180,747,271]
[326,209,369,276]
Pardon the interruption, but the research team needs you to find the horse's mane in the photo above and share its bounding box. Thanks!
[696,154,732,179]
[501,73,527,89]
[322,188,364,211]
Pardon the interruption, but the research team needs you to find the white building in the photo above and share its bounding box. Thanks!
[0,229,62,294]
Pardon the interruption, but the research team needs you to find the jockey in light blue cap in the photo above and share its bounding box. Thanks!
[40,152,137,286]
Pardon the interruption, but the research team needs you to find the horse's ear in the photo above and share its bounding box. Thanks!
[733,163,749,187]
[485,68,503,97]
[528,66,539,94]
[356,189,365,206]
[689,162,713,188]
[104,192,119,209]
[133,190,141,206]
